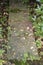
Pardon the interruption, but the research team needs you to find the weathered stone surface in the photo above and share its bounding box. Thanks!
[7,12,38,60]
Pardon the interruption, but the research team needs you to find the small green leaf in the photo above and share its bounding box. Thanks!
[0,49,5,56]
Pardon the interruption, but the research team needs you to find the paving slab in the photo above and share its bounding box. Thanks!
[7,12,38,60]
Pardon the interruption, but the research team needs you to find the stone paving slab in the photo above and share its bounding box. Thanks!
[7,12,38,60]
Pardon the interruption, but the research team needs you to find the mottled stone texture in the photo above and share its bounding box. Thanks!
[7,12,38,60]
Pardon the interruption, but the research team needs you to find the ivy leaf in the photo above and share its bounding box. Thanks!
[36,40,41,48]
[0,60,5,65]
[0,49,5,56]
